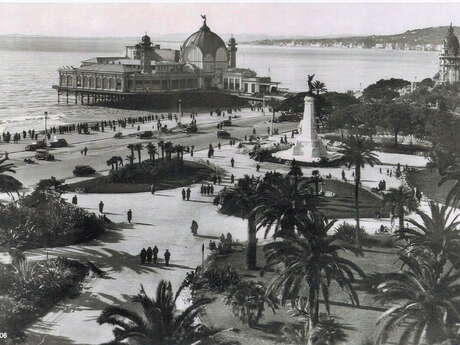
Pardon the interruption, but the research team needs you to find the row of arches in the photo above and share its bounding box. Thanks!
[60,74,123,91]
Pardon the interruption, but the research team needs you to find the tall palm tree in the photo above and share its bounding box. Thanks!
[97,280,211,345]
[133,143,144,164]
[383,186,419,231]
[164,142,174,161]
[264,216,364,332]
[398,201,460,273]
[337,134,380,247]
[219,175,261,270]
[311,80,327,95]
[375,254,460,345]
[158,140,165,160]
[127,144,136,165]
[146,142,157,165]
[253,174,318,239]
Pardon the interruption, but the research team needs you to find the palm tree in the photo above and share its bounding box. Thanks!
[127,144,136,165]
[219,175,261,270]
[253,174,318,239]
[146,142,157,165]
[311,80,327,95]
[264,216,364,332]
[398,201,460,273]
[0,157,19,199]
[134,143,144,164]
[287,158,303,183]
[375,254,460,345]
[164,141,174,161]
[439,162,460,207]
[383,186,419,231]
[97,280,211,345]
[158,140,165,160]
[337,134,381,247]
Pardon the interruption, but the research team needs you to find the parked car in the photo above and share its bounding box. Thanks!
[217,130,231,139]
[35,149,54,161]
[137,131,153,139]
[49,138,68,148]
[221,118,232,126]
[25,140,47,151]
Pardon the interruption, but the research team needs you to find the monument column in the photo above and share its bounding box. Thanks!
[292,96,327,161]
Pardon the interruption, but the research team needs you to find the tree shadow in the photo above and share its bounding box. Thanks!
[33,247,159,275]
[155,263,195,271]
[187,199,214,204]
[193,234,220,240]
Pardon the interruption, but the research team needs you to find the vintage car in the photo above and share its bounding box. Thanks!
[25,140,47,151]
[217,130,231,139]
[49,138,68,148]
[137,131,154,139]
[35,149,54,161]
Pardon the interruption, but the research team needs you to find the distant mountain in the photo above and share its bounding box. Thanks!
[248,26,458,50]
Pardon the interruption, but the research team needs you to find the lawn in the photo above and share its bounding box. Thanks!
[320,179,387,219]
[406,167,453,204]
[199,243,399,345]
[66,160,214,193]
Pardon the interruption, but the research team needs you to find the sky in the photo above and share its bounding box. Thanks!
[0,2,459,37]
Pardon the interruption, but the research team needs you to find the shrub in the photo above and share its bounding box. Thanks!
[0,189,105,249]
[334,223,366,244]
[73,165,96,177]
[183,265,241,293]
[225,280,278,327]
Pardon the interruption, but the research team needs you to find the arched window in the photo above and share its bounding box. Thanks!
[76,76,81,87]
[116,79,122,90]
[89,77,94,88]
[102,78,108,89]
[66,75,72,86]
[96,78,101,88]
[109,78,115,89]
[83,76,88,88]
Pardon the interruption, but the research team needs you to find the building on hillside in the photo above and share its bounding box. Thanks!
[54,15,279,105]
[439,23,460,84]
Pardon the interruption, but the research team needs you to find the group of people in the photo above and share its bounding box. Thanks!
[181,187,192,201]
[200,184,214,195]
[140,246,171,266]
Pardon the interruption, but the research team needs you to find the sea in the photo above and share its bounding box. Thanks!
[0,36,439,133]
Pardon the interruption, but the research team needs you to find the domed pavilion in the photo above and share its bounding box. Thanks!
[439,23,460,84]
[181,15,229,88]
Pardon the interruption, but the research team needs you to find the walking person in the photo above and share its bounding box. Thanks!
[230,157,235,168]
[256,164,260,172]
[140,248,147,264]
[83,146,88,156]
[164,249,171,266]
[191,220,198,236]
[217,175,222,185]
[230,174,235,184]
[152,245,159,264]
[181,188,186,200]
[72,195,78,205]
[146,246,153,263]
[99,200,104,213]
[127,209,133,224]
[186,187,191,201]
[151,184,155,195]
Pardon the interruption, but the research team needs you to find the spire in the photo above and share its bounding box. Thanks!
[449,22,454,35]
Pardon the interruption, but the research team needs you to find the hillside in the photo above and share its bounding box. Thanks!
[249,25,458,51]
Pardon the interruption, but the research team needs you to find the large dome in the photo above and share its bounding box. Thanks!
[182,21,226,57]
[445,24,460,56]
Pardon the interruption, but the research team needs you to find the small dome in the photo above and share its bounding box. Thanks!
[182,21,226,57]
[445,24,459,56]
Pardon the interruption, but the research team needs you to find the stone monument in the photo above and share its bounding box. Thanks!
[292,96,327,161]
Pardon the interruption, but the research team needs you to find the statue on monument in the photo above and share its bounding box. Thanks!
[307,74,315,94]
[201,14,207,26]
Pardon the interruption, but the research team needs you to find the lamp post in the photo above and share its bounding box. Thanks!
[44,111,48,135]
[178,99,182,123]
